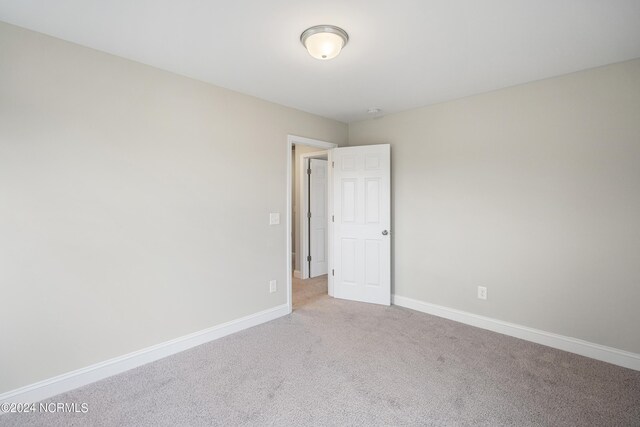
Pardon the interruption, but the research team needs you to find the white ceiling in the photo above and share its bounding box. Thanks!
[1,1,640,123]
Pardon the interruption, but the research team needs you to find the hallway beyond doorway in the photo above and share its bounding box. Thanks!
[292,274,327,310]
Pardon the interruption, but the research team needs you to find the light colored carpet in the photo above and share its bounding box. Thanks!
[4,276,640,426]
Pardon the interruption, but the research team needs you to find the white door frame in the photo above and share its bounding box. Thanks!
[286,135,337,313]
[299,151,328,280]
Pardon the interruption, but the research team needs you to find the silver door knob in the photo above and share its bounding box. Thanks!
[382,230,389,236]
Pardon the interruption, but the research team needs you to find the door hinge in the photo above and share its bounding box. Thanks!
[332,214,334,222]
[307,168,311,175]
[332,161,335,168]
[332,269,334,276]
[307,212,312,219]
[307,255,312,262]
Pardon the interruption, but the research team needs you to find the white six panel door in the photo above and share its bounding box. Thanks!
[332,144,390,305]
[309,158,328,277]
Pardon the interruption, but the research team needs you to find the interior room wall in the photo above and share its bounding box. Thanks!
[0,21,347,394]
[349,58,640,354]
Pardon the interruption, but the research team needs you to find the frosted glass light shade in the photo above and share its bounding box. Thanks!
[300,25,349,60]
[304,32,344,60]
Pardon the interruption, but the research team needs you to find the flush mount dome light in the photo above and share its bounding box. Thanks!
[300,25,349,60]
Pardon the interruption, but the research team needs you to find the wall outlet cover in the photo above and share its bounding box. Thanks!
[269,280,277,293]
[477,286,487,300]
[269,213,280,225]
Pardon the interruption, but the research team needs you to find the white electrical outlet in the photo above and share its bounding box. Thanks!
[269,280,277,293]
[477,286,487,300]
[269,213,280,225]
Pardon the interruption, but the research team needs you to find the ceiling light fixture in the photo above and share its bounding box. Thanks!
[300,25,349,60]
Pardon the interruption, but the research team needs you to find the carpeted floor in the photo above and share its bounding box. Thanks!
[4,276,640,426]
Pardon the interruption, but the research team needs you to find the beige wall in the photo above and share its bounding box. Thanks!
[0,21,347,393]
[349,58,640,354]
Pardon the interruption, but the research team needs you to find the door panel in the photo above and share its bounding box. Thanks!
[332,144,390,305]
[341,179,357,222]
[365,178,380,223]
[365,239,380,286]
[341,238,357,283]
[309,159,328,277]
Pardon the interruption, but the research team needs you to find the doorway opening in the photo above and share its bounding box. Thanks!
[286,136,337,313]
[286,136,392,312]
[300,153,328,280]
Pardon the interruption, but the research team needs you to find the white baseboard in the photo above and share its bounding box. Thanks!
[392,295,640,371]
[0,304,290,405]
[293,270,302,279]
